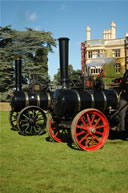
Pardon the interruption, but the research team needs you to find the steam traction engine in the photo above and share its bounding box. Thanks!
[10,38,128,151]
[46,38,128,151]
[10,56,52,135]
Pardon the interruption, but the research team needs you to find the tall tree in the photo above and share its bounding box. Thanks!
[53,64,81,86]
[0,25,56,101]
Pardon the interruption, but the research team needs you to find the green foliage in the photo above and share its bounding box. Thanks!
[0,25,56,55]
[53,64,81,85]
[1,111,128,193]
[104,61,124,85]
[105,60,123,78]
[0,25,56,101]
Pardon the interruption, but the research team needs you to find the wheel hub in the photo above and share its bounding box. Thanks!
[89,127,96,134]
[29,118,35,126]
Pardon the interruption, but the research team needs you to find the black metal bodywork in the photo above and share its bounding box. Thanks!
[51,38,128,133]
[11,91,52,112]
[10,38,128,137]
[52,89,119,118]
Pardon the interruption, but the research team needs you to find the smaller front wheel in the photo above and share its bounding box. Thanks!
[17,106,46,135]
[71,109,109,151]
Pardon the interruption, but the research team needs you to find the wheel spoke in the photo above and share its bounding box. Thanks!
[25,125,30,132]
[95,125,104,129]
[93,135,100,143]
[34,111,40,119]
[94,118,101,127]
[80,117,87,127]
[90,114,96,125]
[20,119,28,123]
[36,118,44,121]
[76,124,88,131]
[76,130,86,137]
[22,114,29,120]
[30,126,33,134]
[35,122,43,128]
[95,131,104,135]
[79,133,89,144]
[54,131,59,138]
[34,125,40,133]
[21,123,29,127]
[86,113,91,126]
[27,111,31,118]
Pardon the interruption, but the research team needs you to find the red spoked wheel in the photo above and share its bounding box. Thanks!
[71,109,109,151]
[47,114,70,142]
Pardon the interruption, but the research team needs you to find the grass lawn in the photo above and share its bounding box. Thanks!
[0,111,128,193]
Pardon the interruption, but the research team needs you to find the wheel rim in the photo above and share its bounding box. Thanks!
[47,115,70,142]
[17,106,46,135]
[9,111,18,130]
[71,109,109,151]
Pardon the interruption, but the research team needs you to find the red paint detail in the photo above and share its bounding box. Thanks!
[10,93,14,97]
[81,42,86,73]
[49,120,62,142]
[75,109,109,151]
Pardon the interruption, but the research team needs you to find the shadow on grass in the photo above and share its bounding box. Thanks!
[10,127,18,131]
[67,142,82,151]
[10,128,47,136]
[45,136,82,151]
[18,130,47,136]
[45,135,72,143]
[109,130,128,141]
[45,136,54,142]
[45,130,128,151]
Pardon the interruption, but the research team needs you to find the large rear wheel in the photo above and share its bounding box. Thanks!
[71,109,109,151]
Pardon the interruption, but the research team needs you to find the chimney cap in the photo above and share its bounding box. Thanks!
[58,37,70,41]
[86,26,91,31]
[111,21,116,27]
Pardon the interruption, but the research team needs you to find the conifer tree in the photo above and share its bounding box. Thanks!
[0,25,56,101]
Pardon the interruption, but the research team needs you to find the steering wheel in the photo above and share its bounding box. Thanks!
[69,72,82,88]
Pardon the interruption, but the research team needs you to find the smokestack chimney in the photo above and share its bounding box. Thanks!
[86,26,91,41]
[58,37,69,89]
[15,56,22,91]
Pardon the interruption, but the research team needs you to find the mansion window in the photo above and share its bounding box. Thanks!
[115,63,120,73]
[90,67,102,74]
[113,49,120,57]
[88,51,92,58]
[88,50,101,58]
